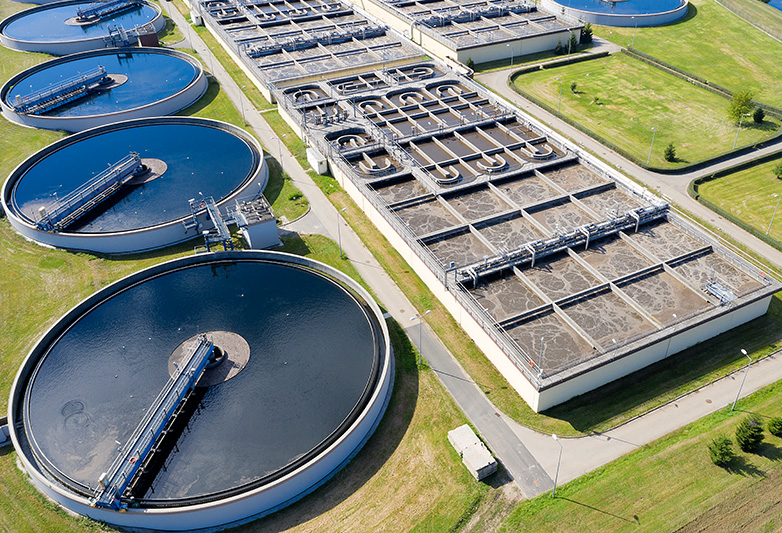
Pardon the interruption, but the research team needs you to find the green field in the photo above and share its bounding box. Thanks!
[512,53,780,167]
[599,0,782,108]
[501,380,782,532]
[697,155,782,241]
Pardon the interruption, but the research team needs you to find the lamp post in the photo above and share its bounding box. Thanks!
[767,194,781,235]
[337,207,347,258]
[631,17,637,48]
[557,77,563,113]
[410,310,431,366]
[731,349,752,410]
[271,134,286,165]
[239,85,247,125]
[647,127,656,165]
[733,112,751,149]
[552,434,563,497]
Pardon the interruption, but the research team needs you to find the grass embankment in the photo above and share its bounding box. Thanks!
[599,0,782,108]
[512,53,780,168]
[715,0,782,40]
[696,155,782,241]
[473,48,590,74]
[501,380,782,532]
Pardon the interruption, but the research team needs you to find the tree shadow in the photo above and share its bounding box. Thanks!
[744,120,780,134]
[756,442,782,462]
[232,318,419,532]
[560,497,639,524]
[723,455,766,477]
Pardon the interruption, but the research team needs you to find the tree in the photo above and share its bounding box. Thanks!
[774,161,782,179]
[707,435,735,466]
[735,415,764,452]
[465,58,475,70]
[570,81,577,93]
[768,417,782,437]
[753,107,766,124]
[664,143,676,162]
[727,90,755,123]
[568,33,579,54]
[580,22,593,44]
[554,40,564,55]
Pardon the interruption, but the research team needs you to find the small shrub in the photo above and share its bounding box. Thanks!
[465,58,475,70]
[753,107,765,124]
[708,435,735,466]
[736,415,765,452]
[568,34,579,54]
[288,192,302,201]
[774,161,782,179]
[580,22,593,44]
[570,81,577,93]
[664,143,676,162]
[768,417,782,437]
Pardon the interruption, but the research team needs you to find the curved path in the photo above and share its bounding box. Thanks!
[165,9,782,498]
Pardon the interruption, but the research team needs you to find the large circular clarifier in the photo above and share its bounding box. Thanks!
[540,0,688,26]
[1,48,208,132]
[9,251,393,531]
[0,0,164,55]
[2,117,266,254]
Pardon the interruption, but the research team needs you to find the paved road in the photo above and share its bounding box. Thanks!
[477,50,782,269]
[166,9,782,498]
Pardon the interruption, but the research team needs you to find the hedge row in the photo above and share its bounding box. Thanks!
[689,149,782,253]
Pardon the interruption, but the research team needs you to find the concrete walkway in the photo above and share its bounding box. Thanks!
[477,55,782,269]
[166,9,782,499]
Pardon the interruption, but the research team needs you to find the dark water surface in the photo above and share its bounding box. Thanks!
[25,260,379,501]
[557,0,685,15]
[3,3,158,42]
[13,123,256,232]
[5,51,198,117]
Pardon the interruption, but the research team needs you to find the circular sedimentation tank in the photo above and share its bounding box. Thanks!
[9,251,393,531]
[2,116,266,253]
[540,0,688,26]
[0,0,164,55]
[1,48,208,132]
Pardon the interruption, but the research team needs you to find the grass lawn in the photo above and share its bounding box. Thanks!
[598,0,782,108]
[716,0,782,40]
[501,380,782,532]
[512,53,780,168]
[697,155,782,241]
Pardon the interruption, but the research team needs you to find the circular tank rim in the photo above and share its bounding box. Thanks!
[0,0,164,54]
[1,116,266,254]
[0,47,208,132]
[540,0,689,27]
[7,250,393,531]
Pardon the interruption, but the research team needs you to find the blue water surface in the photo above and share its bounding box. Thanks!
[5,51,198,117]
[557,0,685,15]
[13,123,256,232]
[24,259,379,500]
[768,0,782,12]
[2,2,157,42]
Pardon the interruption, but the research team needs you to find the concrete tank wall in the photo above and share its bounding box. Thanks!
[540,0,689,27]
[0,0,164,55]
[8,251,393,531]
[1,48,208,133]
[1,117,268,254]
